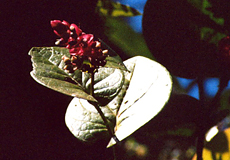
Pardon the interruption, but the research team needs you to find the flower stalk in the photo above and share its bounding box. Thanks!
[51,19,119,148]
[89,71,120,145]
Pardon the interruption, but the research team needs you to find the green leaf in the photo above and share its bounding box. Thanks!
[199,0,226,45]
[82,67,125,104]
[65,56,172,145]
[187,0,224,26]
[65,67,125,142]
[96,0,141,17]
[29,45,128,102]
[142,0,228,78]
[29,47,96,101]
[105,17,154,60]
[65,98,116,142]
[206,0,230,34]
[107,56,172,147]
[100,39,128,71]
[187,0,227,44]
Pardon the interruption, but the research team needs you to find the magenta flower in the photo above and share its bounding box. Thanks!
[50,20,82,45]
[69,34,103,58]
[51,20,108,73]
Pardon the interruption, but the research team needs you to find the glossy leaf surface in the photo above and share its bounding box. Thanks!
[65,98,116,142]
[29,47,96,101]
[29,46,127,101]
[65,56,172,146]
[107,56,172,147]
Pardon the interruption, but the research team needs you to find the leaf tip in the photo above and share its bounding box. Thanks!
[85,96,98,102]
[71,94,98,102]
[28,47,43,56]
[28,47,35,56]
[107,138,117,148]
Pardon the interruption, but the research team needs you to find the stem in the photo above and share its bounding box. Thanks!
[112,145,118,160]
[196,77,229,160]
[196,77,205,160]
[89,71,120,144]
[90,71,95,97]
[89,71,119,160]
[91,101,120,143]
[210,77,229,111]
[196,133,205,160]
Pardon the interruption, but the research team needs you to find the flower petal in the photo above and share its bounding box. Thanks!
[70,24,82,36]
[62,20,70,27]
[81,34,94,43]
[50,20,70,38]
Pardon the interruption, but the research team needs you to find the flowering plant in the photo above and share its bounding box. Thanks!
[29,18,172,149]
[28,0,230,159]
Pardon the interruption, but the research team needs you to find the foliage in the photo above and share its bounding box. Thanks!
[29,46,127,101]
[96,0,141,17]
[28,0,230,159]
[29,46,172,146]
[142,0,228,78]
[104,17,154,60]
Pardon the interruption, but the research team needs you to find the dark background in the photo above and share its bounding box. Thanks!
[1,1,211,159]
[1,1,114,159]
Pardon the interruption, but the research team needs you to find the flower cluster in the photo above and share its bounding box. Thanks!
[50,20,108,73]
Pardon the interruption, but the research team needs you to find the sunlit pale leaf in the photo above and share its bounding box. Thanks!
[29,47,96,101]
[107,56,172,147]
[96,0,141,17]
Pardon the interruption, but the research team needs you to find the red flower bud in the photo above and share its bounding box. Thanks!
[50,20,70,41]
[51,20,108,72]
[70,23,82,36]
